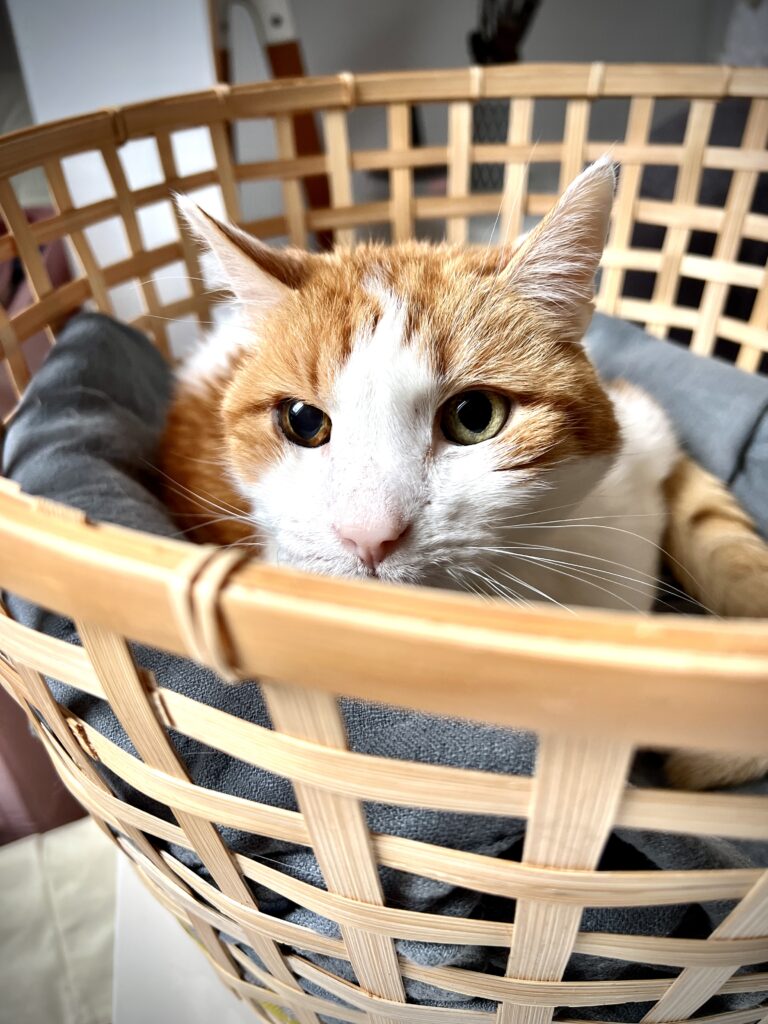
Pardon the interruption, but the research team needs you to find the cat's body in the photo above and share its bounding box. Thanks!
[160,159,768,789]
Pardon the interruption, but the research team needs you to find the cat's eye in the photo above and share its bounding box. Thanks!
[440,390,510,445]
[277,399,331,448]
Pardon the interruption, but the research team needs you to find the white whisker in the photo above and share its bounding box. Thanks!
[503,550,688,615]
[491,563,577,615]
[500,553,647,614]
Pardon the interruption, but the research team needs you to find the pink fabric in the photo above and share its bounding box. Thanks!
[0,685,83,845]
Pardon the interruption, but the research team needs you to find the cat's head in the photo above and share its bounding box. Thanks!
[177,158,620,587]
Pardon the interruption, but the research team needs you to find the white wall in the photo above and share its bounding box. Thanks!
[6,0,215,121]
[283,0,735,146]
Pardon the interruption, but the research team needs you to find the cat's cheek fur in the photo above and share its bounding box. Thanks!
[244,449,360,577]
[418,448,544,584]
[548,384,679,611]
[244,438,564,589]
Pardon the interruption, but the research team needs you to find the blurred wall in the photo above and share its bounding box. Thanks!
[291,0,733,74]
[274,0,737,146]
[6,0,215,121]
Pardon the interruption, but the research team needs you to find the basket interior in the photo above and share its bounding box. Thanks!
[0,65,767,1024]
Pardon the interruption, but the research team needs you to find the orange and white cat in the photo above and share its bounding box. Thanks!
[160,158,768,789]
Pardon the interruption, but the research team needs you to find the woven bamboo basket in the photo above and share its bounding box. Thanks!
[1,63,767,1024]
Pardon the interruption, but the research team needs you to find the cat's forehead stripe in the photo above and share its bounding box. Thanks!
[331,285,435,416]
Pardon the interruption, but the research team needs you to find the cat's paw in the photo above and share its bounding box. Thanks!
[665,750,768,791]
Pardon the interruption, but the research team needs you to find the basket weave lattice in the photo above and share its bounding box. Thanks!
[0,64,767,1024]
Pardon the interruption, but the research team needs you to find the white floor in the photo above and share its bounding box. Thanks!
[0,817,115,1024]
[0,817,268,1024]
[114,854,257,1024]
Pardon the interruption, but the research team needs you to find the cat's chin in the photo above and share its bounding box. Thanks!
[262,547,441,589]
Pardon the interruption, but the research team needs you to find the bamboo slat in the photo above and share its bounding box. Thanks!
[647,100,715,338]
[0,110,115,179]
[691,98,768,355]
[500,98,534,243]
[14,169,217,250]
[237,152,328,183]
[274,115,308,247]
[44,159,113,314]
[1,64,767,1024]
[446,101,473,244]
[77,623,319,1024]
[0,301,28,396]
[387,103,413,241]
[641,872,768,1023]
[0,486,767,753]
[3,625,767,848]
[324,107,355,246]
[32,713,768,975]
[496,737,634,1024]
[210,119,241,224]
[0,180,50,302]
[8,275,92,342]
[559,98,589,192]
[28,681,768,1021]
[738,264,768,371]
[598,96,653,314]
[154,129,211,323]
[2,623,185,892]
[100,143,171,356]
[263,683,407,1023]
[0,175,56,355]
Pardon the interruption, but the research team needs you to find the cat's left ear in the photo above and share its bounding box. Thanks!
[503,156,615,341]
[174,195,306,310]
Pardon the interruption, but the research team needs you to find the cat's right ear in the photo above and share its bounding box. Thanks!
[502,157,615,342]
[174,195,305,311]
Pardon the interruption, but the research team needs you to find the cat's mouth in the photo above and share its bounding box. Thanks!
[272,546,426,586]
[347,559,409,583]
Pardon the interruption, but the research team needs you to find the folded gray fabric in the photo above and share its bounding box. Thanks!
[586,313,768,537]
[3,312,767,1021]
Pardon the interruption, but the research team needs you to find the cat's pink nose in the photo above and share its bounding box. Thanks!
[335,519,408,571]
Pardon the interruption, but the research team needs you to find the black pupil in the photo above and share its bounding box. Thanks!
[455,391,492,433]
[288,401,324,439]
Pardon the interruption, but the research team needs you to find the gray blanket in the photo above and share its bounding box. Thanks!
[3,312,767,1021]
[586,315,768,538]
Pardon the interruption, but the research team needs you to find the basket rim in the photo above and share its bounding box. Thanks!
[1,62,767,178]
[1,483,766,752]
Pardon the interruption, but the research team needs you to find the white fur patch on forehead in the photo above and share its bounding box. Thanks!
[331,286,435,421]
